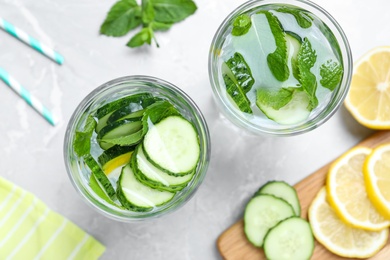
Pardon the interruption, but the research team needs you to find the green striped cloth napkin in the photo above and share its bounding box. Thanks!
[0,176,105,259]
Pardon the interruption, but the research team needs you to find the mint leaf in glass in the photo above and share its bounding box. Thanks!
[153,0,197,23]
[74,115,97,157]
[226,52,255,93]
[100,0,142,37]
[232,14,252,36]
[276,7,313,29]
[320,60,343,91]
[260,11,289,82]
[256,87,295,110]
[297,37,318,110]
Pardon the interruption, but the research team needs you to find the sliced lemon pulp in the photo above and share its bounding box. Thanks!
[345,46,390,129]
[309,188,389,258]
[326,147,390,231]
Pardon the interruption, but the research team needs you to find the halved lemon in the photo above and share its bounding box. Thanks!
[345,46,390,129]
[364,143,390,219]
[326,146,390,231]
[309,188,389,258]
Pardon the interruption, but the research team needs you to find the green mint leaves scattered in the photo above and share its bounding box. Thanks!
[226,52,255,93]
[320,60,343,91]
[260,11,289,82]
[276,7,313,28]
[232,14,252,36]
[100,0,197,48]
[297,37,318,110]
[256,87,294,110]
[100,0,142,37]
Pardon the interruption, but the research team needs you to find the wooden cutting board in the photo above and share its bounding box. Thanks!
[217,131,390,260]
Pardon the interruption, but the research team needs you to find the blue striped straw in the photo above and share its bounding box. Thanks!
[0,67,58,126]
[0,18,64,65]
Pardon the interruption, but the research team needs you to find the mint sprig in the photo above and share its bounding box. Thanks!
[320,60,343,91]
[297,37,318,110]
[74,115,97,157]
[259,11,289,82]
[100,0,197,48]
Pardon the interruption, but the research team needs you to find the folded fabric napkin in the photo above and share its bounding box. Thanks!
[0,176,105,259]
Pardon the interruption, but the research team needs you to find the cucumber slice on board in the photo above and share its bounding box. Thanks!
[255,181,301,216]
[84,154,116,200]
[263,217,314,260]
[132,145,194,192]
[143,116,200,176]
[97,119,143,150]
[116,164,175,211]
[244,194,295,247]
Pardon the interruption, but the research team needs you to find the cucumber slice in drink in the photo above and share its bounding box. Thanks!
[95,93,153,119]
[255,181,301,216]
[98,145,135,174]
[263,217,314,260]
[143,116,200,176]
[256,88,311,125]
[97,119,143,150]
[132,145,194,192]
[95,93,153,133]
[244,194,295,247]
[107,97,161,124]
[116,164,175,211]
[84,154,116,200]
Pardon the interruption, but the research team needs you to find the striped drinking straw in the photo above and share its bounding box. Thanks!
[0,17,64,65]
[0,67,58,126]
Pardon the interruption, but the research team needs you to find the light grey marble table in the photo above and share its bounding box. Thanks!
[0,0,387,259]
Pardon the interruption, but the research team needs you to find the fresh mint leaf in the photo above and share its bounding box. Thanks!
[297,37,318,110]
[74,115,97,157]
[223,72,252,114]
[151,21,173,31]
[320,60,343,91]
[276,7,313,28]
[100,0,142,37]
[127,27,152,48]
[260,11,289,82]
[152,0,197,23]
[226,52,255,93]
[256,87,294,110]
[232,14,252,36]
[142,0,155,24]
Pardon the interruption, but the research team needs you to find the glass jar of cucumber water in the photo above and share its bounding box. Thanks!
[209,0,352,136]
[64,76,210,221]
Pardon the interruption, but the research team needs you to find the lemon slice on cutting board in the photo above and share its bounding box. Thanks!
[309,187,389,258]
[364,143,390,219]
[345,46,390,129]
[327,147,390,231]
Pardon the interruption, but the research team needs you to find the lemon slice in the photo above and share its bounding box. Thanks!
[309,187,389,258]
[345,46,390,129]
[364,143,390,219]
[327,147,390,231]
[102,152,132,175]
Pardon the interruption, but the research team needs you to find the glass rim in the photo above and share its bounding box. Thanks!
[63,75,211,222]
[208,0,353,136]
